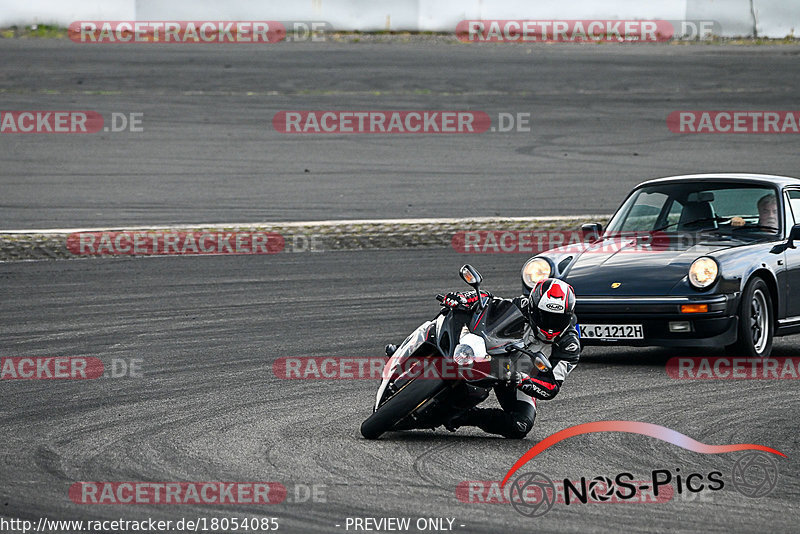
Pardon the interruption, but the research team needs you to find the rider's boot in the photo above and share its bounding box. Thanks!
[445,407,535,438]
[444,408,480,432]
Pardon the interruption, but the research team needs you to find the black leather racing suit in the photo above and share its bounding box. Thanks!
[453,295,581,438]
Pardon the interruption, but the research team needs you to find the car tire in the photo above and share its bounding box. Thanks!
[726,277,773,358]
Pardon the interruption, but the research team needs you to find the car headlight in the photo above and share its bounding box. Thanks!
[453,343,475,366]
[522,257,552,288]
[688,257,719,289]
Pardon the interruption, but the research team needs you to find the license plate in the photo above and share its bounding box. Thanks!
[580,324,644,340]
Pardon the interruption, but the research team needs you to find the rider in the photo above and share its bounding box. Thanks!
[438,278,580,439]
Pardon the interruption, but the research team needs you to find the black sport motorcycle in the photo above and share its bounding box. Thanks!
[360,264,552,439]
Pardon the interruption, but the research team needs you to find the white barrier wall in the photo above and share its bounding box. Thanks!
[688,0,798,38]
[1,0,797,37]
[135,0,420,31]
[416,0,687,31]
[135,0,688,31]
[0,0,135,26]
[752,0,800,38]
[688,0,755,37]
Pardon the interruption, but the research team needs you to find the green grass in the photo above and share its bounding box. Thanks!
[0,24,68,39]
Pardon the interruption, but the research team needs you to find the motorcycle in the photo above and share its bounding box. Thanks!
[360,264,552,439]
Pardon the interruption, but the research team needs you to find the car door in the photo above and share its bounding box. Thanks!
[783,188,800,318]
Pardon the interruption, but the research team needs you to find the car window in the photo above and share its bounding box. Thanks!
[712,188,769,218]
[617,191,668,231]
[605,182,780,236]
[788,190,800,224]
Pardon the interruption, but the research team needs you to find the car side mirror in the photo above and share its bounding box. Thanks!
[581,223,603,243]
[788,224,800,249]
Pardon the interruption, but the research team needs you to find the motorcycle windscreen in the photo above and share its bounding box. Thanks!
[373,320,435,410]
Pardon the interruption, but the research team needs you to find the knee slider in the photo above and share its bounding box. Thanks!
[506,413,535,439]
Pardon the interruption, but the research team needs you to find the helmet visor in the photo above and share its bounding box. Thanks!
[537,310,571,336]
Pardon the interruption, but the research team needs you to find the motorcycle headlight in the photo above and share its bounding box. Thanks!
[453,343,475,366]
[688,257,719,289]
[522,257,552,288]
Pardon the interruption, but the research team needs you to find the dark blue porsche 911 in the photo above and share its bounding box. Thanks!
[521,173,800,358]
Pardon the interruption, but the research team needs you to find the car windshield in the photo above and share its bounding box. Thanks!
[605,182,781,239]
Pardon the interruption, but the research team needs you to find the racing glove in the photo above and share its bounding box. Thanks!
[462,290,492,305]
[514,371,561,400]
[441,291,493,310]
[441,292,470,310]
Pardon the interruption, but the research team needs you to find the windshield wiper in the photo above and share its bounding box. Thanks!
[731,224,779,233]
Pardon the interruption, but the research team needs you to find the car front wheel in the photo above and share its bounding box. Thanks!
[727,277,773,358]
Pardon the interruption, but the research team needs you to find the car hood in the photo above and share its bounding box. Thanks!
[560,236,729,296]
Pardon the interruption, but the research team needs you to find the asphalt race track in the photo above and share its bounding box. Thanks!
[2,41,800,228]
[1,39,800,533]
[1,251,798,533]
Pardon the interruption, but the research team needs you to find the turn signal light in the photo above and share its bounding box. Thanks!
[680,304,708,313]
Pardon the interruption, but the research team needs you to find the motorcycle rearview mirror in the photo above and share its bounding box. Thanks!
[534,354,553,373]
[460,264,488,309]
[459,264,482,287]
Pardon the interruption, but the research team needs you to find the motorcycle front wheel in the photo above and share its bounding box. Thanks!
[360,377,447,439]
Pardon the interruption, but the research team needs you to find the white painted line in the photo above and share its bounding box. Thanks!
[0,215,609,235]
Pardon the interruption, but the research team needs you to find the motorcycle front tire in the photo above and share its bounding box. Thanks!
[360,377,447,439]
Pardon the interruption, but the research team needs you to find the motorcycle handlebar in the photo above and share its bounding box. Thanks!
[435,294,445,303]
[504,344,553,372]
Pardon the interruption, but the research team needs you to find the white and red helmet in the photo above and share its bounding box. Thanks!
[528,278,576,341]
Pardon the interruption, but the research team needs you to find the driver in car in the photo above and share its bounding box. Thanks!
[731,193,779,231]
[437,278,580,439]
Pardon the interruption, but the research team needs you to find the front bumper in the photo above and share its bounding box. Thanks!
[575,294,739,347]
